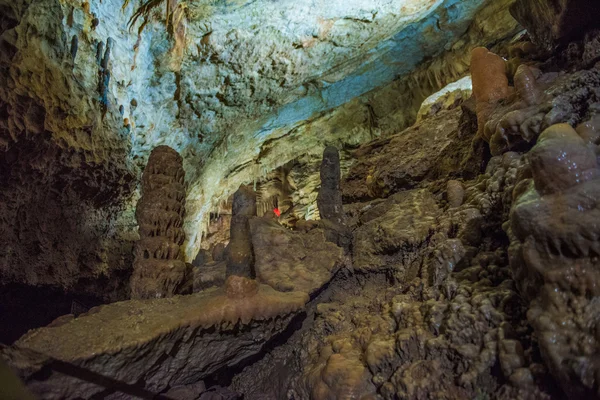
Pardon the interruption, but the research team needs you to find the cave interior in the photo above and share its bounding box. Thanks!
[2,0,600,399]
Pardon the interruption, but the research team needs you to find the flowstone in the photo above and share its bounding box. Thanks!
[509,124,600,398]
[2,276,308,400]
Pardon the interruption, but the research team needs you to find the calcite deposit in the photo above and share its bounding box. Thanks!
[4,0,600,399]
[130,145,188,299]
[3,277,308,399]
[316,146,344,224]
[510,124,600,398]
[226,186,257,278]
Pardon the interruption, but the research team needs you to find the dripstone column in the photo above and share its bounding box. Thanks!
[317,146,344,224]
[226,185,257,278]
[130,145,187,299]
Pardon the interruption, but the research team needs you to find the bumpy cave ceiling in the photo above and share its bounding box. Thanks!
[0,0,518,284]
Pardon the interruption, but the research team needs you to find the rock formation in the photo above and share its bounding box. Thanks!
[470,46,510,140]
[343,105,481,201]
[5,0,600,398]
[3,277,308,399]
[510,124,600,398]
[317,146,344,224]
[130,145,188,299]
[249,216,343,296]
[226,186,257,278]
[510,0,600,51]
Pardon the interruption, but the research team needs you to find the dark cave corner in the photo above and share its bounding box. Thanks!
[2,0,600,399]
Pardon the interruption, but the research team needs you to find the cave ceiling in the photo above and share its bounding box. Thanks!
[1,0,518,261]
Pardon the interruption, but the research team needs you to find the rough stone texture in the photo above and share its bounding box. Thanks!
[509,123,600,399]
[317,146,344,224]
[447,179,465,208]
[249,216,343,296]
[483,61,600,156]
[510,0,600,51]
[0,0,521,303]
[2,276,308,399]
[181,0,519,258]
[130,145,188,299]
[231,144,552,400]
[352,189,441,275]
[416,76,473,123]
[192,261,226,292]
[470,46,510,139]
[226,186,257,278]
[0,0,137,298]
[343,106,478,201]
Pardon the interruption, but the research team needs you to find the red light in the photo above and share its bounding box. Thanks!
[273,208,281,217]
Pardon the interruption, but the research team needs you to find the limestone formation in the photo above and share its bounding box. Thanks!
[343,106,478,201]
[510,123,600,398]
[510,0,600,51]
[352,189,441,275]
[514,64,542,107]
[6,0,600,398]
[470,47,510,140]
[482,62,600,156]
[3,280,308,399]
[130,145,188,299]
[249,216,343,296]
[446,180,465,208]
[226,186,257,278]
[316,146,344,224]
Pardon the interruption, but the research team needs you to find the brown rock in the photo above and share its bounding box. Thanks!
[446,180,465,208]
[226,186,257,278]
[4,283,308,399]
[343,107,476,201]
[130,145,188,299]
[510,0,600,51]
[250,217,343,296]
[510,124,600,398]
[470,47,510,140]
[317,146,344,224]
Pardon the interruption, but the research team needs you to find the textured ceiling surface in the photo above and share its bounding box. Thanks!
[1,0,517,270]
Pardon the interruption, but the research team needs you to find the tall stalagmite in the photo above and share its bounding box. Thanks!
[130,146,187,299]
[317,146,344,224]
[226,186,257,278]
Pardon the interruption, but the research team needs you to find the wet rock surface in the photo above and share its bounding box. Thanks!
[509,124,600,398]
[343,106,480,202]
[4,1,600,399]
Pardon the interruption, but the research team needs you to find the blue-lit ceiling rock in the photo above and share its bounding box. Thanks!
[0,0,519,289]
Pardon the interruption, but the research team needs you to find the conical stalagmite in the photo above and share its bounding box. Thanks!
[226,185,257,278]
[130,145,188,299]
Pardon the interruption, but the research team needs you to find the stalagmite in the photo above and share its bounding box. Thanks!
[316,146,344,224]
[226,185,257,278]
[130,145,188,299]
[470,47,510,141]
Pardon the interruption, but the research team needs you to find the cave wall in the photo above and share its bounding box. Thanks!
[0,0,140,298]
